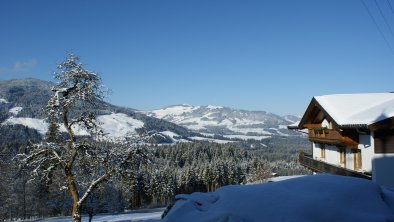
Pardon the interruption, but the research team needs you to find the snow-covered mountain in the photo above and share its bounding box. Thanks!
[143,104,300,139]
[0,79,301,144]
[0,78,196,144]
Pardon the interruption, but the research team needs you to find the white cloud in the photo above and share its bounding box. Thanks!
[0,59,37,75]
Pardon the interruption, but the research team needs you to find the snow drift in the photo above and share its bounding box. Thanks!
[162,174,394,222]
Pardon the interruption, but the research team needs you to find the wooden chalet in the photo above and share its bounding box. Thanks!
[290,93,394,187]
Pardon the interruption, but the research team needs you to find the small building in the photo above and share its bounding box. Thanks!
[291,93,394,187]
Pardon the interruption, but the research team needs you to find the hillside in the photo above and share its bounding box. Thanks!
[0,78,197,143]
[144,104,301,140]
[0,78,303,144]
[0,78,311,221]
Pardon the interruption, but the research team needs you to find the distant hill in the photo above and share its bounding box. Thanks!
[143,104,301,140]
[0,78,302,144]
[0,78,53,119]
[0,78,197,143]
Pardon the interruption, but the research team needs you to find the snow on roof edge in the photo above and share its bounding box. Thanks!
[314,93,394,127]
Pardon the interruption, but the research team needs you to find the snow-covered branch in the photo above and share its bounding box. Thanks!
[77,171,112,206]
[23,143,65,166]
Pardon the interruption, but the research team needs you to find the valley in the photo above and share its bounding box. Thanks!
[0,78,310,221]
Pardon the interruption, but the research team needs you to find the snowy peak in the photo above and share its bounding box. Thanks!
[150,104,200,119]
[206,105,224,109]
[144,105,300,137]
[282,115,301,124]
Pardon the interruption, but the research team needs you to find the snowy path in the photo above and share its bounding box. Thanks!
[35,208,164,222]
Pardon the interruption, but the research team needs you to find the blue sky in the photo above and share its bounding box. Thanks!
[1,0,394,115]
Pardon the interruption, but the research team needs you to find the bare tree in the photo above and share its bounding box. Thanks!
[18,54,135,222]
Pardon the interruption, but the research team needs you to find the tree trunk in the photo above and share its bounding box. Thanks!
[63,110,81,222]
[88,213,94,222]
[22,173,27,220]
[72,205,81,222]
[65,167,81,222]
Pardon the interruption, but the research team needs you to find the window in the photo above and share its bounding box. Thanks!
[320,144,326,159]
[338,147,345,165]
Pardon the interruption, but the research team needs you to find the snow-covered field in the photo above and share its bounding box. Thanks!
[0,98,8,103]
[189,136,235,144]
[97,113,145,140]
[223,134,271,141]
[1,113,145,140]
[3,117,49,135]
[34,208,164,222]
[9,106,23,115]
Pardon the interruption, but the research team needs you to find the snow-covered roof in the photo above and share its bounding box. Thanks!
[287,121,300,129]
[314,93,394,128]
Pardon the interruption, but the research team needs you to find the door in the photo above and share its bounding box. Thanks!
[353,149,362,170]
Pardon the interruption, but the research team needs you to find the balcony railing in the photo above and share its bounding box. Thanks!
[307,127,358,148]
[299,153,371,180]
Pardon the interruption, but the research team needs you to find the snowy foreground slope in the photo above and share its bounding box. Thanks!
[36,208,163,222]
[32,175,394,222]
[163,174,394,222]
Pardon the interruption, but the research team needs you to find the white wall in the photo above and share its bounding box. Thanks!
[312,143,340,166]
[311,134,375,172]
[310,131,394,187]
[325,145,339,166]
[372,153,394,187]
[371,131,394,187]
[313,142,320,159]
[317,134,374,172]
[358,134,373,172]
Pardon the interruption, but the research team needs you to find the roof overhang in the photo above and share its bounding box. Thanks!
[369,116,394,131]
[295,93,394,131]
[297,97,340,130]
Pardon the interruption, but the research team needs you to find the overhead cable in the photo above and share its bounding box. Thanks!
[361,0,394,54]
[374,0,394,39]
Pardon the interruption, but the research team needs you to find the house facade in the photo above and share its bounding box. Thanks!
[291,93,394,187]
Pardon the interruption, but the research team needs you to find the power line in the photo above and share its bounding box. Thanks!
[386,0,394,16]
[374,0,394,39]
[360,0,394,54]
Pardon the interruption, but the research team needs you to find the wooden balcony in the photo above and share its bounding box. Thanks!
[299,153,371,180]
[305,124,358,147]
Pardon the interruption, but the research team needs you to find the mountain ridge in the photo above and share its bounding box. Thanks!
[143,104,300,138]
[0,78,301,144]
[0,78,197,143]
